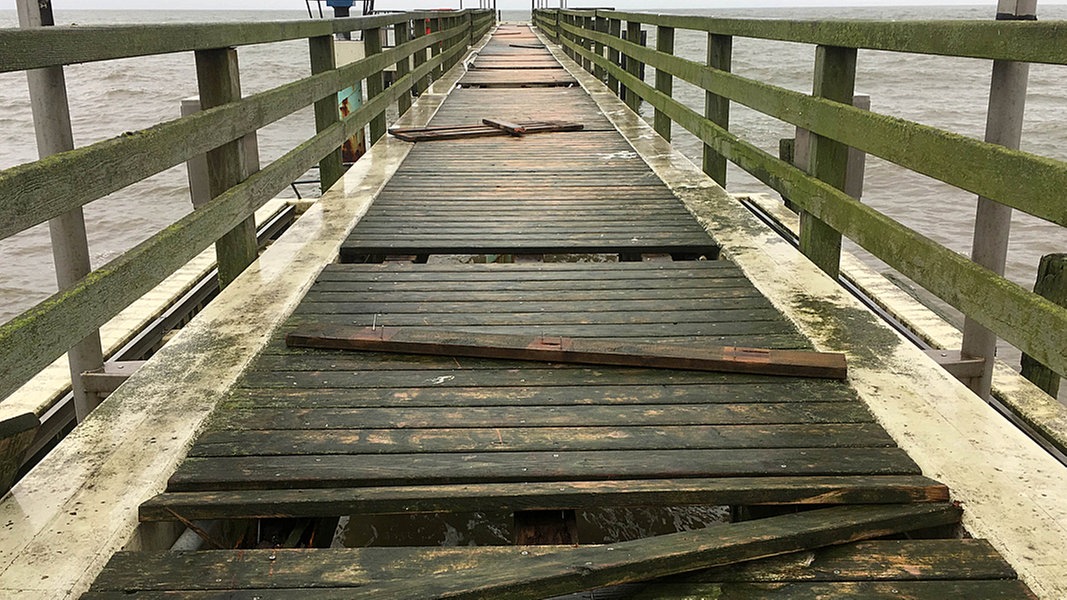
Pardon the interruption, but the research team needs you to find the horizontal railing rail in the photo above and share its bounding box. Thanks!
[535,9,1067,388]
[0,10,494,407]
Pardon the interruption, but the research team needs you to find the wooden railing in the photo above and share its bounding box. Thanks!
[0,10,495,413]
[533,8,1067,403]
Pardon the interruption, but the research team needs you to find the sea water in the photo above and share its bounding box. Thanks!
[1,5,1065,360]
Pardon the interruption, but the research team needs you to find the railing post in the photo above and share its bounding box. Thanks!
[703,34,732,187]
[15,0,105,421]
[799,45,856,279]
[593,14,608,82]
[961,0,1037,400]
[309,35,344,192]
[430,16,443,80]
[362,26,386,145]
[194,47,259,290]
[653,25,675,141]
[623,21,643,112]
[394,21,413,116]
[607,18,622,96]
[413,16,429,95]
[1021,254,1066,399]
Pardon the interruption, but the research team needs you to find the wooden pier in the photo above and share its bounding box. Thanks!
[78,27,1035,599]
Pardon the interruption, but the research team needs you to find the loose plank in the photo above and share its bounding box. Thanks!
[139,475,948,521]
[285,326,847,379]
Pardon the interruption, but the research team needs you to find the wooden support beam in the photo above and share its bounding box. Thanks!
[606,18,622,96]
[799,44,856,279]
[286,326,847,379]
[394,21,413,116]
[195,47,258,289]
[1021,253,1066,398]
[0,412,40,496]
[309,35,344,192]
[624,21,643,111]
[362,26,386,145]
[703,33,732,186]
[653,25,675,141]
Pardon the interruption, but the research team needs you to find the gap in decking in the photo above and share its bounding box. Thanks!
[340,506,732,547]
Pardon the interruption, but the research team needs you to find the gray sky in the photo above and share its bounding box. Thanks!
[43,1,1067,11]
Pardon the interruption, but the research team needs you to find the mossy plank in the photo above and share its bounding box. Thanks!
[221,381,857,410]
[673,539,1015,582]
[209,403,876,430]
[166,447,918,491]
[188,423,894,457]
[139,475,948,521]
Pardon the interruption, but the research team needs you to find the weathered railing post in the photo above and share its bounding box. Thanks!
[309,35,344,191]
[430,16,443,79]
[653,25,675,141]
[1021,254,1066,399]
[16,0,105,421]
[413,17,429,95]
[623,21,643,112]
[961,0,1037,400]
[703,34,732,187]
[362,26,386,145]
[194,47,259,289]
[607,17,622,96]
[799,45,856,279]
[394,21,413,116]
[593,14,608,82]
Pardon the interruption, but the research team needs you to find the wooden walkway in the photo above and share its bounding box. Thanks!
[84,25,1036,599]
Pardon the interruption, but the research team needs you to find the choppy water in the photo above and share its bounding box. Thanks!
[1,5,1065,351]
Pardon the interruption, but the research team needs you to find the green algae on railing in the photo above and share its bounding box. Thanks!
[534,9,1067,396]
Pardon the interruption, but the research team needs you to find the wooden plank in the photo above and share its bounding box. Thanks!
[482,118,527,136]
[673,539,1016,582]
[139,475,949,521]
[210,403,876,430]
[88,504,962,598]
[626,581,1035,599]
[285,326,847,379]
[188,423,895,456]
[166,447,919,490]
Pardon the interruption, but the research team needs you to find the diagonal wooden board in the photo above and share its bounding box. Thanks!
[85,504,961,599]
[285,325,848,379]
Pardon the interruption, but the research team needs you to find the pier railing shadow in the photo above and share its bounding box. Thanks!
[0,9,494,488]
[535,8,1067,414]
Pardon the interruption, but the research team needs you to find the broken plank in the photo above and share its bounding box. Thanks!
[90,505,961,598]
[139,475,949,521]
[483,118,527,136]
[285,326,848,379]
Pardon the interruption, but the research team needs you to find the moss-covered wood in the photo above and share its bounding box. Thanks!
[559,25,1067,378]
[309,35,344,192]
[0,10,490,72]
[554,9,1067,65]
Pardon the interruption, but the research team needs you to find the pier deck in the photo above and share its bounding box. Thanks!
[72,25,1039,598]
